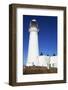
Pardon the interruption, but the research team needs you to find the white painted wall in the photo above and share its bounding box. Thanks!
[27,54,57,68]
[50,56,57,67]
[38,56,50,68]
[30,55,57,69]
[0,0,68,90]
[27,27,39,66]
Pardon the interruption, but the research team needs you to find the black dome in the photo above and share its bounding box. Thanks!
[30,19,38,28]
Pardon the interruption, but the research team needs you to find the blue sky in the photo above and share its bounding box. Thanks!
[23,15,57,65]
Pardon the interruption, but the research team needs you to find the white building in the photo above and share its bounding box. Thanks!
[26,19,57,69]
[50,56,57,68]
[38,56,57,68]
[38,56,50,68]
[26,19,39,66]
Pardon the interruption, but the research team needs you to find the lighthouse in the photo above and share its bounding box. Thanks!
[26,19,39,66]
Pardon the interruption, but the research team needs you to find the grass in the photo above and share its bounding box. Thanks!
[23,66,57,75]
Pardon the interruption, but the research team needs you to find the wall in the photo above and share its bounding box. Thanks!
[0,0,68,90]
[38,56,50,67]
[50,56,57,67]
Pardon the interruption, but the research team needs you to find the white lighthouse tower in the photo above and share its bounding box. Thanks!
[26,19,39,66]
